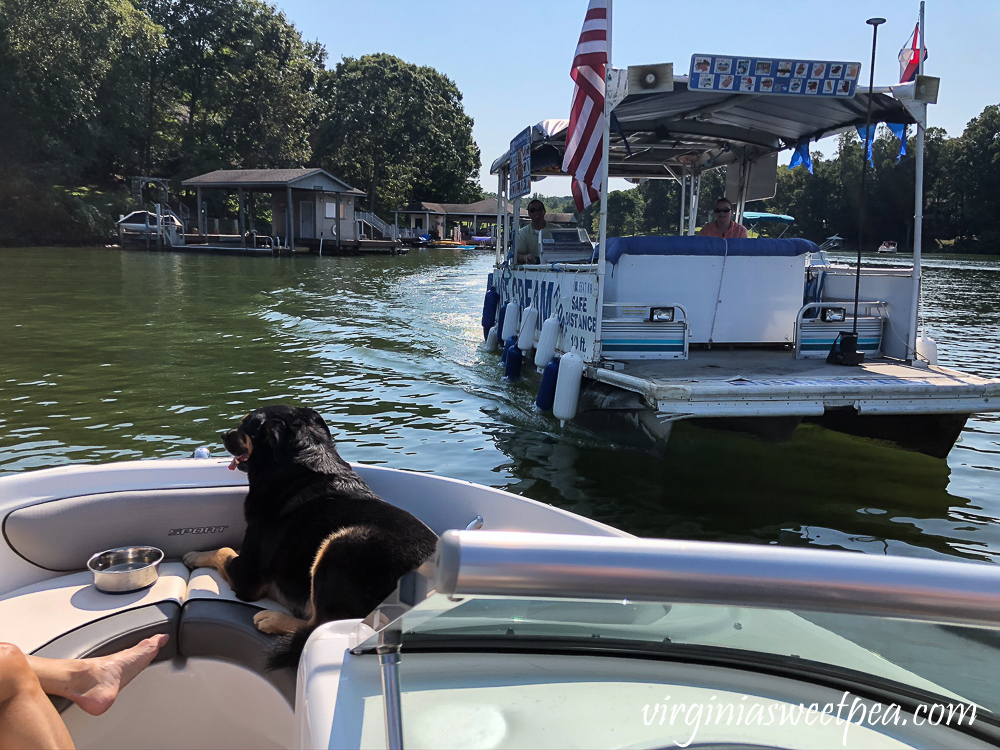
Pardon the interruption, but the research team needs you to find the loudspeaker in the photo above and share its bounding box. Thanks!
[913,74,939,104]
[627,64,673,94]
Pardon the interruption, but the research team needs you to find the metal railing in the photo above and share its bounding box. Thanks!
[356,211,394,239]
[433,530,1000,628]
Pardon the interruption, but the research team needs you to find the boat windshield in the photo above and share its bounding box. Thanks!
[354,592,1000,722]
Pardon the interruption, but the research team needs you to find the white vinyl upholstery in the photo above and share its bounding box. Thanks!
[186,568,291,614]
[0,563,189,653]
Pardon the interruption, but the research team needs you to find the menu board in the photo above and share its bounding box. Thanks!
[688,55,861,98]
[509,127,531,198]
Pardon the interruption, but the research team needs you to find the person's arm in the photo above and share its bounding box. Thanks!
[514,227,534,264]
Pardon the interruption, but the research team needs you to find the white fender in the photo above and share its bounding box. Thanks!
[500,303,519,341]
[915,329,938,366]
[534,316,561,368]
[553,350,584,425]
[518,305,538,355]
[483,325,498,352]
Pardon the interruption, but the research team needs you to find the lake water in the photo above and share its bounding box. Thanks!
[1,247,998,564]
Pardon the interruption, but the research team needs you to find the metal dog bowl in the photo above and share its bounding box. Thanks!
[87,546,163,593]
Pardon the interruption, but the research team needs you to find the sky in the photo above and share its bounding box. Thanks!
[275,0,999,197]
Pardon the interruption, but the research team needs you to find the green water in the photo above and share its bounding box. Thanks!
[2,246,998,563]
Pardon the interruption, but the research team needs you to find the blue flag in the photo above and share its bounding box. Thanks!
[789,139,813,174]
[856,125,876,166]
[886,123,907,162]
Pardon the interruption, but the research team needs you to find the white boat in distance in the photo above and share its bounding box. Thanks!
[484,56,997,458]
[1,457,998,748]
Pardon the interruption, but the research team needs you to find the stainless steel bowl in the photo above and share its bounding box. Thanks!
[87,546,163,593]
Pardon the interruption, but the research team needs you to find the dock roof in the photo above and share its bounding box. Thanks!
[182,168,364,194]
[393,198,576,225]
[393,198,517,216]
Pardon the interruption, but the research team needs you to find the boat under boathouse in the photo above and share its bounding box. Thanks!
[179,168,399,254]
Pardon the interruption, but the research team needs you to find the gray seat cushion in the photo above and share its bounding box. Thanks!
[32,602,179,713]
[4,487,247,571]
[180,599,296,705]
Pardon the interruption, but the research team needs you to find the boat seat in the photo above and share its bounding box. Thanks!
[3,486,248,572]
[181,567,296,704]
[0,564,297,710]
[0,563,189,656]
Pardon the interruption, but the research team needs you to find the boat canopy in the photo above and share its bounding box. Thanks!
[743,211,795,225]
[491,75,919,179]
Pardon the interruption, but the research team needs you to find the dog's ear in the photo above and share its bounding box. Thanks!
[262,418,287,452]
[307,409,333,439]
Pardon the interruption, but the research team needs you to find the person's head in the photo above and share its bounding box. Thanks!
[713,198,733,224]
[527,199,546,227]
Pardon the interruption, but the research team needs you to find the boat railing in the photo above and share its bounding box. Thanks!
[431,530,1000,628]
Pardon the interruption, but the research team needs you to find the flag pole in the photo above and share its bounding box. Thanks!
[594,0,612,356]
[907,0,926,363]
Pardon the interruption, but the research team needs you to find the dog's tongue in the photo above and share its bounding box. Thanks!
[228,453,249,471]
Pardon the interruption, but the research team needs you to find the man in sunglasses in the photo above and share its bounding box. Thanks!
[699,198,748,239]
[514,199,547,264]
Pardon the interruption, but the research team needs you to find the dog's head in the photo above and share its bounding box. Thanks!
[222,406,346,476]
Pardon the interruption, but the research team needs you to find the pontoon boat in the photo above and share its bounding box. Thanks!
[484,66,997,458]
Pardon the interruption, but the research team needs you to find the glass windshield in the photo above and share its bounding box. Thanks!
[355,593,1000,720]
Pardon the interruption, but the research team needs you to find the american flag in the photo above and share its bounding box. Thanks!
[563,0,608,212]
[898,22,926,83]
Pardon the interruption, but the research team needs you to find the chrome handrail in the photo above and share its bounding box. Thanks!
[433,530,1000,628]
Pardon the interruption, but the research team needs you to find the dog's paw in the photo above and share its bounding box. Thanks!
[182,547,236,571]
[183,550,211,569]
[253,610,304,635]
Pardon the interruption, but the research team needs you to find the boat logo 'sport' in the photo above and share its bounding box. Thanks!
[168,525,228,536]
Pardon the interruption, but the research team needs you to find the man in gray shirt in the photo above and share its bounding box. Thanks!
[515,199,547,264]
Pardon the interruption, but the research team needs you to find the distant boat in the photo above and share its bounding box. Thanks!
[117,210,181,235]
[878,240,899,253]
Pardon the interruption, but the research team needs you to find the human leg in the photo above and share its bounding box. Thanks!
[0,642,74,750]
[25,634,167,717]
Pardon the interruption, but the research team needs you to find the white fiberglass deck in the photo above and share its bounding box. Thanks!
[589,350,1000,418]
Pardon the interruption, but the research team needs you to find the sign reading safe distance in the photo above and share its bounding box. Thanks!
[689,55,862,98]
[509,127,532,198]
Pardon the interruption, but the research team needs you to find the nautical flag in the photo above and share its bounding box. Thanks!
[789,139,813,174]
[857,125,876,167]
[886,123,908,162]
[898,22,926,83]
[563,0,609,213]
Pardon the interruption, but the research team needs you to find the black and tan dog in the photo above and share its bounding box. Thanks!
[183,405,438,666]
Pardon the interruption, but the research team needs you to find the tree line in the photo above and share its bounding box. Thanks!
[539,104,1000,253]
[0,0,482,245]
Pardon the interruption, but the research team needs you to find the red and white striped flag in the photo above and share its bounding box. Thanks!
[562,0,608,212]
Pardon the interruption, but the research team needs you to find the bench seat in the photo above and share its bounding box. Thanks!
[0,564,296,708]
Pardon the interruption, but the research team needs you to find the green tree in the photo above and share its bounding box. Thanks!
[145,0,321,178]
[312,53,481,216]
[952,104,1000,244]
[0,0,164,179]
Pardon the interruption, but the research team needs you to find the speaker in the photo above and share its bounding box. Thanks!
[913,74,939,104]
[627,63,673,94]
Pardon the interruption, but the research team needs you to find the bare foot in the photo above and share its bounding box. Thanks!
[67,634,168,716]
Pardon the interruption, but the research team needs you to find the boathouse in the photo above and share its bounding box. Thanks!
[391,198,577,240]
[181,168,366,251]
